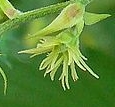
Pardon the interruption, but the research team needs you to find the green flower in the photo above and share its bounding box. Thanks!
[19,30,99,90]
[19,0,111,90]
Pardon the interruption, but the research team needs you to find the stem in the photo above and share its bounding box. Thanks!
[0,1,70,36]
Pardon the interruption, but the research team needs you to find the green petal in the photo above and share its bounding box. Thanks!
[59,53,70,90]
[50,56,63,81]
[18,46,52,55]
[39,53,53,70]
[44,51,59,76]
[84,12,111,25]
[79,57,99,78]
[70,61,79,81]
[70,49,86,71]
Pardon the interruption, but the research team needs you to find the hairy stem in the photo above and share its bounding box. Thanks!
[0,1,70,36]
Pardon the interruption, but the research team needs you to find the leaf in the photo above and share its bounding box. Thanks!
[84,12,111,25]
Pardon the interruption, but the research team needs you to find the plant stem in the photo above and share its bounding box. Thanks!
[0,1,70,36]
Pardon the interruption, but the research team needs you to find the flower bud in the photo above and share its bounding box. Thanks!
[0,0,21,19]
[29,2,85,40]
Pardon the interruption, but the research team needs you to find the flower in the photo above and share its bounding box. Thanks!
[19,30,99,90]
[19,0,111,90]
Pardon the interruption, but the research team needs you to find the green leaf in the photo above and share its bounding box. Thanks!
[84,12,111,25]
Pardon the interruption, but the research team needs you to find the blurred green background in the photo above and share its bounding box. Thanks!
[0,0,115,107]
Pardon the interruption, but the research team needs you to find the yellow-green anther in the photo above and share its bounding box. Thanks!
[0,0,21,19]
[28,2,85,40]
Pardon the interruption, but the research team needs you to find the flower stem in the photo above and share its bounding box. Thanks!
[0,1,70,36]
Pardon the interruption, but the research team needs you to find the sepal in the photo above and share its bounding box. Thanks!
[84,12,111,25]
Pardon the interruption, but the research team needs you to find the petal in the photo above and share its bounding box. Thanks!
[77,49,87,60]
[70,61,79,81]
[44,65,51,77]
[72,51,86,71]
[50,56,63,81]
[84,12,111,25]
[39,54,52,70]
[44,52,59,74]
[79,57,99,79]
[40,48,59,70]
[59,53,70,90]
[61,76,66,91]
[18,46,52,55]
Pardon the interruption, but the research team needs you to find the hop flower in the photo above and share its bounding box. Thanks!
[19,30,99,90]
